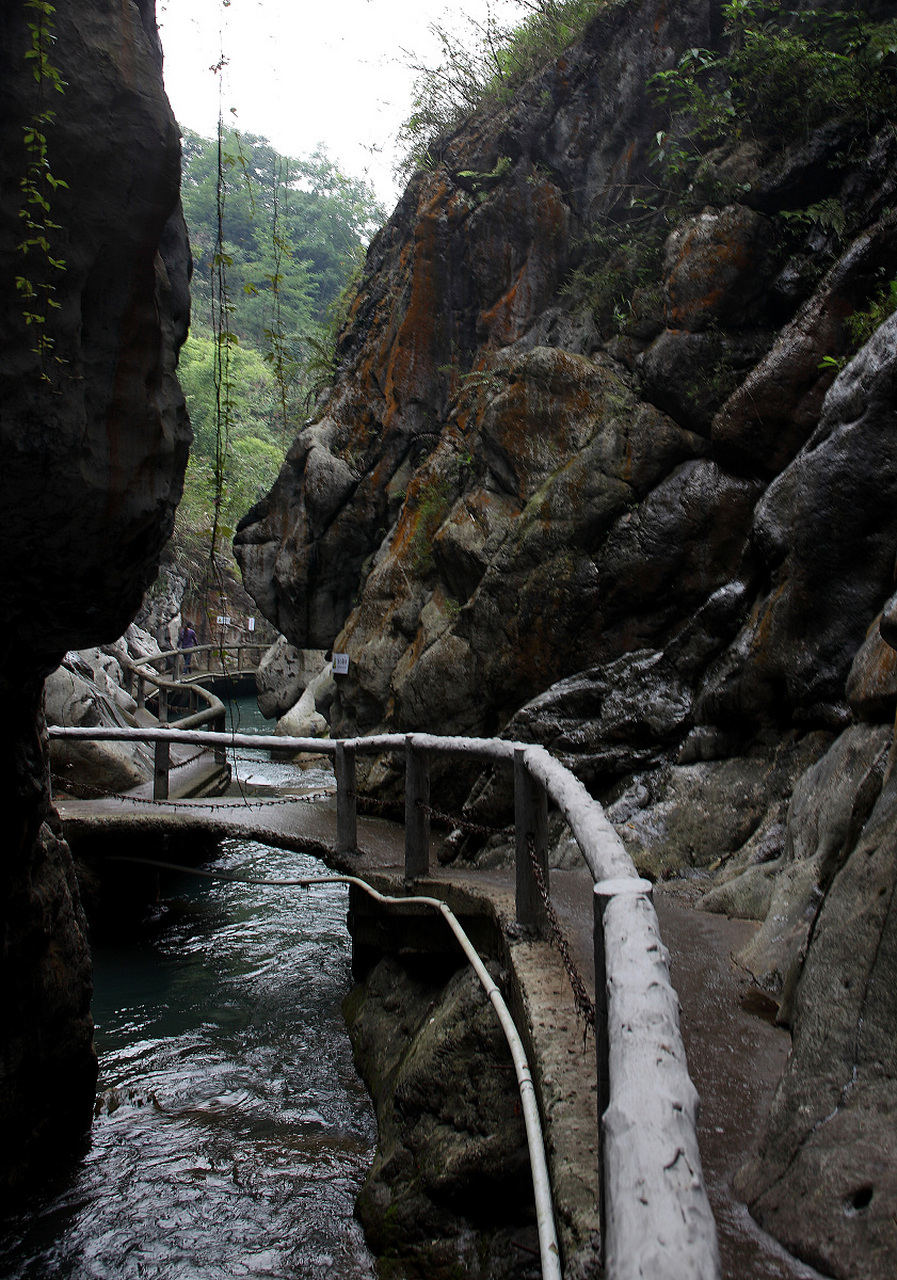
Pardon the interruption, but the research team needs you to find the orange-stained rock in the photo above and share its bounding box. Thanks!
[664,205,775,332]
[847,610,897,723]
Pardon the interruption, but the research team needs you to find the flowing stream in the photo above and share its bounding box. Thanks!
[0,699,377,1279]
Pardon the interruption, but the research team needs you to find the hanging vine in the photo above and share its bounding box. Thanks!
[16,0,68,379]
[201,1,269,651]
[262,158,297,447]
[199,2,240,647]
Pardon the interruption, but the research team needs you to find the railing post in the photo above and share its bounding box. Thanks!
[214,712,226,764]
[158,684,169,724]
[335,741,357,855]
[404,733,430,879]
[514,748,549,931]
[136,673,145,711]
[153,735,170,800]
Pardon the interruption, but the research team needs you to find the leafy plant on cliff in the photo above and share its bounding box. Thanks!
[406,472,455,573]
[16,0,68,378]
[818,275,897,372]
[562,221,664,334]
[649,2,897,192]
[399,0,596,174]
[845,277,897,349]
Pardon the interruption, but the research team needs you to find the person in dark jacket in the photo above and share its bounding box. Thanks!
[177,620,197,673]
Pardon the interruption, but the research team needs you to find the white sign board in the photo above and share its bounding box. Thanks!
[247,616,255,632]
[216,615,232,626]
[332,653,350,675]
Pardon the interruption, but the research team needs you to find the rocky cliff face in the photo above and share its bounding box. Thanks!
[0,0,189,1190]
[236,1,897,1272]
[236,0,897,758]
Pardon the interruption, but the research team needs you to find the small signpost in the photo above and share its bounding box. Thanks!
[332,653,349,674]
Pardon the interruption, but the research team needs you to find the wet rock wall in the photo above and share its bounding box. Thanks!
[0,0,190,1190]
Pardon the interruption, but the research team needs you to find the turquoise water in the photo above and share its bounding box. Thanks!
[0,701,376,1279]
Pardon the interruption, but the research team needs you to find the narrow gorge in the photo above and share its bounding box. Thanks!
[1,1,897,1278]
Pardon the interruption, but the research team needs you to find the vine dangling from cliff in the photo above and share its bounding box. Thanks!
[199,0,241,647]
[261,159,297,447]
[16,0,68,380]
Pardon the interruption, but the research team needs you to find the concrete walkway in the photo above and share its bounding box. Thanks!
[57,787,816,1279]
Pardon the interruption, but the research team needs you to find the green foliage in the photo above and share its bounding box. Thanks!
[16,0,68,376]
[562,221,664,331]
[456,154,514,206]
[846,277,897,349]
[181,128,383,350]
[649,2,897,191]
[173,131,383,574]
[175,326,286,553]
[780,196,847,239]
[399,1,595,174]
[818,277,897,372]
[408,472,455,572]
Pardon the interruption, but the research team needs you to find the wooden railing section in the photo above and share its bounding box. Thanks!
[114,645,267,798]
[49,722,721,1279]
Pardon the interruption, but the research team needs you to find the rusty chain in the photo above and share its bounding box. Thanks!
[419,800,515,840]
[51,774,333,811]
[364,789,595,1034]
[528,834,595,1036]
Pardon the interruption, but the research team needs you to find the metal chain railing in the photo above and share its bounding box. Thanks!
[50,774,333,811]
[407,794,593,1033]
[419,798,515,840]
[528,834,595,1035]
[49,722,721,1277]
[170,747,207,772]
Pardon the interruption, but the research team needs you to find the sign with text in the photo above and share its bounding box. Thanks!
[332,653,350,675]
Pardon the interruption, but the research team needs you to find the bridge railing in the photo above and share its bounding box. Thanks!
[49,722,720,1279]
[115,653,230,798]
[130,642,268,685]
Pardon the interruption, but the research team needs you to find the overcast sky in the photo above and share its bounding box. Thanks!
[157,0,522,209]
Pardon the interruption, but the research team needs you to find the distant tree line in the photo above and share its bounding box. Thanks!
[174,128,385,557]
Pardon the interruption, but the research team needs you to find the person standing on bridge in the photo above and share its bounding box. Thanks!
[177,620,197,674]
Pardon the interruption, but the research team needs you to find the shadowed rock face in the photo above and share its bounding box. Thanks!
[0,0,190,1190]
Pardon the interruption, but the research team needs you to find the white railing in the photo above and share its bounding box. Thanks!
[48,723,721,1280]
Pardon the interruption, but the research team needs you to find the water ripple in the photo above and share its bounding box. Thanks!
[1,703,376,1279]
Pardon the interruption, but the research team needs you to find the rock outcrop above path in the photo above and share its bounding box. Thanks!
[0,0,189,1191]
[236,0,897,765]
[235,1,897,1271]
